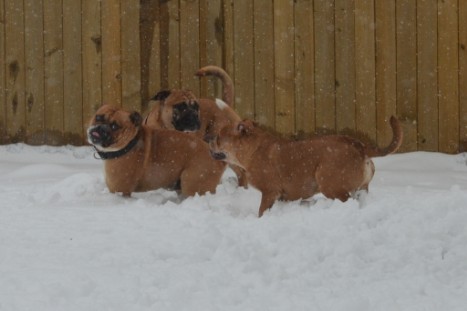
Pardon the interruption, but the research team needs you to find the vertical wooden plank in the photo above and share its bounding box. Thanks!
[180,0,200,94]
[82,0,102,132]
[417,0,438,151]
[254,0,275,128]
[24,0,44,144]
[140,0,161,111]
[0,0,5,142]
[460,0,467,151]
[43,0,64,144]
[294,0,314,135]
[63,0,83,145]
[355,0,376,141]
[314,0,336,132]
[160,0,181,89]
[396,0,417,152]
[335,0,355,133]
[438,0,459,153]
[222,0,234,83]
[375,1,397,147]
[121,0,142,111]
[101,0,122,106]
[199,0,223,98]
[5,0,26,142]
[233,0,254,119]
[273,0,295,134]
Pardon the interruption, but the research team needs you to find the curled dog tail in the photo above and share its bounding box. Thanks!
[364,116,403,157]
[196,65,235,108]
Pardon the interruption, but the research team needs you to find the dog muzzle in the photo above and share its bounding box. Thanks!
[87,125,112,147]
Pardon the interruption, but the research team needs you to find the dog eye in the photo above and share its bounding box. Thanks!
[110,122,120,131]
[95,115,105,122]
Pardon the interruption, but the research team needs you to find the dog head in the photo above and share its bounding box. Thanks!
[208,120,257,168]
[87,104,142,152]
[152,89,201,132]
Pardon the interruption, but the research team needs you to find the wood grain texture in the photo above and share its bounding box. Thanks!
[375,1,397,147]
[417,0,438,151]
[438,0,459,153]
[294,0,314,135]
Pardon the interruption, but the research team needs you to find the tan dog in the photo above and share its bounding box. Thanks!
[144,65,247,187]
[87,104,226,197]
[209,117,403,217]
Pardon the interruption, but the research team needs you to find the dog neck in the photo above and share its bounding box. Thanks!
[94,133,140,160]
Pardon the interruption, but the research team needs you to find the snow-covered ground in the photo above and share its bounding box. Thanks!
[1,143,467,311]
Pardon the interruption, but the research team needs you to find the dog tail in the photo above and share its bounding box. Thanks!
[364,116,403,157]
[195,65,235,108]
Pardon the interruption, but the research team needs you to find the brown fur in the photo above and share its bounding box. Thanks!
[88,105,226,197]
[195,65,235,109]
[210,117,403,217]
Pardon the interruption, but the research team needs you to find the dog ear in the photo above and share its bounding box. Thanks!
[152,90,171,102]
[130,111,142,126]
[237,120,255,135]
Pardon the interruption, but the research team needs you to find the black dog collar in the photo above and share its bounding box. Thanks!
[94,134,140,160]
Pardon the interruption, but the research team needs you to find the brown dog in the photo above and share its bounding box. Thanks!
[144,65,247,187]
[87,104,226,197]
[144,65,240,138]
[209,117,403,217]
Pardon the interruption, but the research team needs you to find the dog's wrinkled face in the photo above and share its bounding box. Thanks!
[208,120,256,169]
[87,104,142,152]
[153,89,201,132]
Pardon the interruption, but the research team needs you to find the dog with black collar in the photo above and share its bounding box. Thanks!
[87,104,226,197]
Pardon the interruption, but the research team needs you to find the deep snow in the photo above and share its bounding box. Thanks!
[1,144,467,311]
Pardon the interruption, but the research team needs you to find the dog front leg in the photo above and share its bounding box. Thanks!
[258,192,280,217]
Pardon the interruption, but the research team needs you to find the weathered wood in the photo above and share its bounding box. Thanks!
[355,0,376,141]
[375,1,397,147]
[273,0,295,134]
[335,0,356,133]
[0,0,5,142]
[101,0,122,106]
[254,0,275,128]
[5,0,26,143]
[82,0,102,133]
[438,0,459,153]
[233,0,254,119]
[0,0,466,153]
[294,0,314,135]
[140,0,161,111]
[460,0,467,152]
[314,0,336,132]
[160,0,181,89]
[121,0,142,111]
[180,0,200,94]
[24,0,45,144]
[63,0,83,145]
[199,0,223,99]
[396,0,418,152]
[43,0,64,145]
[417,0,438,151]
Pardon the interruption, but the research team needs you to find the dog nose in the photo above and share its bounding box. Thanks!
[210,150,226,161]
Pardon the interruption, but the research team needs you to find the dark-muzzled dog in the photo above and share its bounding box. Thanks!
[144,65,247,187]
[88,104,226,197]
[209,117,403,217]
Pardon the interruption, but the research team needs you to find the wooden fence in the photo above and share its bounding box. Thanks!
[0,0,466,153]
